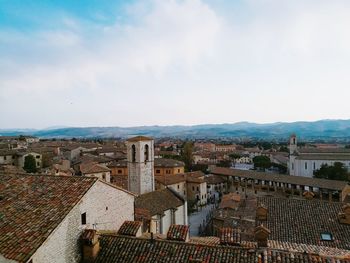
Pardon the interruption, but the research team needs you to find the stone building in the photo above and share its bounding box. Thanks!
[0,173,135,263]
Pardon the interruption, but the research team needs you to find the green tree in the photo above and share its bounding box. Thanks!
[182,141,193,171]
[24,154,37,173]
[314,162,348,181]
[253,156,271,171]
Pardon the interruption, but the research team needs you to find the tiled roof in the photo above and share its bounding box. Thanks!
[154,158,185,168]
[155,174,186,186]
[257,197,350,250]
[166,225,189,241]
[135,188,183,217]
[296,154,350,160]
[211,167,349,190]
[93,235,258,263]
[299,148,350,154]
[93,234,350,263]
[80,162,111,174]
[189,236,220,246]
[126,136,153,142]
[204,174,226,185]
[219,193,241,209]
[219,228,241,245]
[117,221,142,236]
[0,173,97,262]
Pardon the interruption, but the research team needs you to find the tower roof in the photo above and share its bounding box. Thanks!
[126,136,153,142]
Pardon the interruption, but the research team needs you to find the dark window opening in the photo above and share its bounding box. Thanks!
[132,145,136,162]
[144,144,149,162]
[81,212,87,225]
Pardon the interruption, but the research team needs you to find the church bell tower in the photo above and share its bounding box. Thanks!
[127,136,154,195]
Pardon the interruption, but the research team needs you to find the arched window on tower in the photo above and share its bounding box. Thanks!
[144,144,149,162]
[132,145,136,162]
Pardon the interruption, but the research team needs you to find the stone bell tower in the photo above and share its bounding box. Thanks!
[127,136,154,195]
[289,133,298,176]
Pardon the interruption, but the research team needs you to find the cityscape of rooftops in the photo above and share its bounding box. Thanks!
[1,1,350,263]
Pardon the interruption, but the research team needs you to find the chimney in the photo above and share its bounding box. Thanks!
[254,225,270,247]
[256,205,268,221]
[303,191,315,200]
[81,229,100,262]
[338,203,350,225]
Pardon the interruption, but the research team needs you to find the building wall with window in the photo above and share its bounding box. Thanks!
[84,171,111,183]
[29,180,135,263]
[0,153,16,165]
[186,181,207,205]
[291,158,350,178]
[17,152,42,169]
[154,166,185,176]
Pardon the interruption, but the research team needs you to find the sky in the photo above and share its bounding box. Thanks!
[1,0,350,129]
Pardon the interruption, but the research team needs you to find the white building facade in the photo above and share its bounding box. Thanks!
[288,134,350,177]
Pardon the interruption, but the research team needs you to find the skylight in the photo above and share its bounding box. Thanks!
[321,233,333,241]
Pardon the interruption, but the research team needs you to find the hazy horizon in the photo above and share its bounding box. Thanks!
[2,118,350,130]
[1,0,350,129]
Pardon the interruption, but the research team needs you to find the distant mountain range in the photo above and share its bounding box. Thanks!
[2,119,350,141]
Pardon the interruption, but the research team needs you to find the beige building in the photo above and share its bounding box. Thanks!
[155,174,187,199]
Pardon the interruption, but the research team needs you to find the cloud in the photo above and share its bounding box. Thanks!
[1,0,350,128]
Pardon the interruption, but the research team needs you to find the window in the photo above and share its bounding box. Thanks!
[166,169,171,174]
[192,186,195,191]
[177,169,180,173]
[132,145,136,162]
[81,212,87,225]
[321,233,333,241]
[313,162,316,170]
[144,144,149,162]
[156,169,160,174]
[305,162,308,170]
[177,184,180,189]
[118,169,122,174]
[37,162,40,167]
[4,156,6,160]
[291,163,294,170]
[36,155,40,159]
[102,173,106,180]
[197,186,199,191]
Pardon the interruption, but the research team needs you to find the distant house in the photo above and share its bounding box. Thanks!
[154,158,185,175]
[0,149,42,169]
[80,162,111,183]
[0,173,135,263]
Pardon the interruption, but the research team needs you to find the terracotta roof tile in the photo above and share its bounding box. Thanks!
[0,173,97,262]
[257,197,350,250]
[166,225,189,241]
[135,188,183,217]
[117,221,142,236]
[211,167,348,190]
